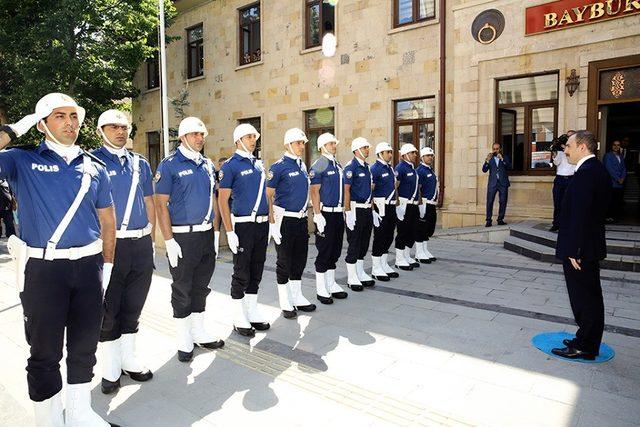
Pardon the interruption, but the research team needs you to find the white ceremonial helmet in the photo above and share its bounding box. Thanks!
[34,93,86,130]
[420,146,435,157]
[399,143,418,156]
[283,127,308,145]
[317,132,339,150]
[375,141,393,155]
[97,109,132,136]
[233,123,260,143]
[178,117,208,138]
[351,137,370,152]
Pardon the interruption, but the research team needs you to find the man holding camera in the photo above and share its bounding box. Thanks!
[550,132,576,232]
[482,142,511,227]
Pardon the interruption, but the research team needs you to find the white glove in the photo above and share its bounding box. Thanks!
[226,231,239,254]
[165,238,183,268]
[313,213,326,234]
[345,209,356,231]
[418,203,426,218]
[9,114,39,138]
[214,231,220,258]
[269,222,282,245]
[152,242,156,266]
[373,211,382,228]
[102,263,113,294]
[396,204,406,222]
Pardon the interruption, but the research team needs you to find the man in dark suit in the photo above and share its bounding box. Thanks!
[553,130,611,360]
[482,142,511,227]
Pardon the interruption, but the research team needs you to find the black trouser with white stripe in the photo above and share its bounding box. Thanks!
[345,207,373,264]
[371,205,396,257]
[100,235,153,342]
[314,211,344,273]
[20,254,103,402]
[231,222,269,299]
[415,204,437,243]
[169,230,216,318]
[395,204,419,249]
[276,217,309,284]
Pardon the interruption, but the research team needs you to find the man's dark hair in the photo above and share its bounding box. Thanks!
[492,142,501,148]
[218,157,228,163]
[573,130,597,154]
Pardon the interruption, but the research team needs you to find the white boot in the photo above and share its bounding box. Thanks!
[120,333,151,379]
[64,383,109,427]
[233,297,255,336]
[415,241,429,263]
[424,241,436,261]
[100,339,121,384]
[371,256,389,281]
[394,247,412,270]
[288,280,316,311]
[191,312,223,348]
[356,259,375,286]
[175,316,194,361]
[381,253,399,277]
[278,282,297,317]
[326,269,348,298]
[346,263,363,291]
[33,391,64,427]
[244,294,270,330]
[315,272,332,303]
[405,247,419,267]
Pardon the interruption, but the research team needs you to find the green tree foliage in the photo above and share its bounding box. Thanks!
[0,0,176,147]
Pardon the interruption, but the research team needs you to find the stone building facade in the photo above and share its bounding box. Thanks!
[132,0,640,228]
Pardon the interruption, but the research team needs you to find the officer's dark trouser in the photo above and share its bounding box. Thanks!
[231,221,268,299]
[169,230,215,318]
[345,207,373,264]
[395,204,418,250]
[276,217,309,284]
[371,205,396,257]
[314,211,345,273]
[552,175,572,228]
[562,259,604,354]
[20,254,103,402]
[608,187,624,220]
[0,209,15,237]
[486,184,508,222]
[100,235,154,342]
[416,204,437,243]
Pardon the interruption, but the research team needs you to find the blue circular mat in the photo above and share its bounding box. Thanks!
[531,331,615,364]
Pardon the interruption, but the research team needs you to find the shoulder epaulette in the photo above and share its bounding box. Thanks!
[82,150,107,167]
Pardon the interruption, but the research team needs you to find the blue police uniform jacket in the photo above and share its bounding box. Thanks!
[343,157,372,203]
[0,141,113,248]
[417,163,438,203]
[154,149,215,225]
[310,154,343,207]
[603,152,627,189]
[267,153,309,212]
[395,160,419,201]
[92,147,153,230]
[371,159,396,199]
[218,150,268,217]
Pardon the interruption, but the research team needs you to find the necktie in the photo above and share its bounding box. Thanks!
[120,156,126,166]
[297,159,302,170]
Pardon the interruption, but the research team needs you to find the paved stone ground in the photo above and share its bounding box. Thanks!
[1,235,640,427]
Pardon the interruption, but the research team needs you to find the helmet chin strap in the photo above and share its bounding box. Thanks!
[237,138,253,155]
[285,143,297,157]
[356,148,367,160]
[40,120,75,148]
[98,128,126,151]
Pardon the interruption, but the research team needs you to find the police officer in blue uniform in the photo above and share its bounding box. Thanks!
[394,143,421,270]
[218,123,271,337]
[92,110,155,394]
[309,133,349,304]
[343,137,379,290]
[154,117,224,363]
[266,128,317,319]
[415,147,438,263]
[370,142,400,281]
[0,93,118,426]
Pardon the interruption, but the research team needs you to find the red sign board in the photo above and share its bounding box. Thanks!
[526,0,640,35]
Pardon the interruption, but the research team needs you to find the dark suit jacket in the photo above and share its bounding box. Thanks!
[556,156,611,261]
[482,155,511,188]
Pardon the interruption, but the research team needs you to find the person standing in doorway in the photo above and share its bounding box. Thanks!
[603,140,627,223]
[482,142,511,227]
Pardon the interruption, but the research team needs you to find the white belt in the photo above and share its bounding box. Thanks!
[426,200,437,206]
[233,215,269,224]
[321,206,343,213]
[171,223,213,233]
[116,224,152,239]
[27,239,103,261]
[399,197,419,205]
[353,202,371,209]
[282,210,308,219]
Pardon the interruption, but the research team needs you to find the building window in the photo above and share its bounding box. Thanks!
[394,97,436,163]
[305,0,335,49]
[239,4,261,65]
[147,49,160,90]
[147,131,161,173]
[496,72,559,173]
[238,117,262,159]
[394,0,435,28]
[304,107,335,166]
[187,24,204,79]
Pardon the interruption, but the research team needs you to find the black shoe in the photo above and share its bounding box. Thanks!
[331,291,348,299]
[410,261,420,268]
[317,294,334,304]
[562,338,577,347]
[386,271,399,278]
[196,339,225,350]
[250,322,270,331]
[372,274,390,282]
[282,309,298,319]
[348,284,364,292]
[234,325,256,337]
[109,423,121,427]
[497,220,507,226]
[551,346,597,360]
[122,369,153,382]
[396,264,413,271]
[549,226,559,232]
[177,350,194,362]
[485,221,492,227]
[428,257,437,262]
[360,280,375,287]
[295,303,317,312]
[418,258,432,264]
[101,378,120,394]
